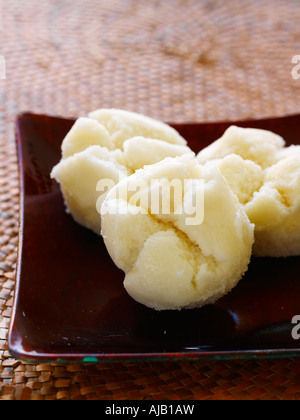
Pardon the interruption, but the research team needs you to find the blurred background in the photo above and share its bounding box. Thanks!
[1,0,300,127]
[1,0,300,400]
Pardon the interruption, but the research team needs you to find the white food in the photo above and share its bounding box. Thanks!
[101,155,254,310]
[51,109,192,234]
[197,126,300,257]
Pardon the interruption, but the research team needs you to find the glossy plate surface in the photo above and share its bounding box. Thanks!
[8,112,300,363]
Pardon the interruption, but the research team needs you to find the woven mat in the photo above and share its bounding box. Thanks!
[1,0,300,400]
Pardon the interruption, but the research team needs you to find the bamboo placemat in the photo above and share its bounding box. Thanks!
[1,0,300,400]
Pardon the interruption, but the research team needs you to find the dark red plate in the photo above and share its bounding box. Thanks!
[8,112,300,363]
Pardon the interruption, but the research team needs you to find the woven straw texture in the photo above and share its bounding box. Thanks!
[1,0,300,400]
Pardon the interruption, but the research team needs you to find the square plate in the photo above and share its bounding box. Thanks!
[8,112,300,363]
